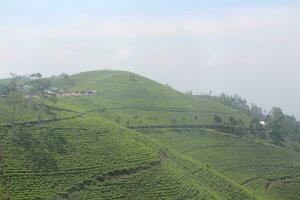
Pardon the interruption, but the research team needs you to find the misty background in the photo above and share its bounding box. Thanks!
[0,0,299,118]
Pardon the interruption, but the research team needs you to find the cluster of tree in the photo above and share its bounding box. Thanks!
[206,93,300,146]
[204,93,265,121]
[50,73,74,89]
[265,107,300,145]
[185,90,193,95]
[247,106,300,146]
[206,93,269,130]
[213,114,244,128]
[218,93,250,114]
[0,73,57,126]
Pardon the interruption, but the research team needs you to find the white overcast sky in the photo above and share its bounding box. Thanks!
[0,0,300,118]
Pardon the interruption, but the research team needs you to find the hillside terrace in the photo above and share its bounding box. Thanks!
[0,89,97,99]
[44,88,97,97]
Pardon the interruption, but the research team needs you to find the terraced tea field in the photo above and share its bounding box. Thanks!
[144,128,300,200]
[0,70,299,199]
[0,115,193,199]
[0,114,256,200]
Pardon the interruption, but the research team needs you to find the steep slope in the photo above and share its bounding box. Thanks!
[54,70,251,127]
[144,128,300,200]
[0,70,299,199]
[0,114,213,199]
[51,70,300,200]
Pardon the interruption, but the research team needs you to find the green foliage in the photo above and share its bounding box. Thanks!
[0,70,299,200]
[205,92,300,146]
[210,93,250,114]
[214,114,222,124]
[205,93,265,122]
[0,74,27,125]
[266,107,300,146]
[146,128,300,200]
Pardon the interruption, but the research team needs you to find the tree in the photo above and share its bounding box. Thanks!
[58,73,74,88]
[0,73,59,127]
[249,117,260,130]
[26,73,57,123]
[248,106,300,146]
[237,119,244,128]
[58,73,69,79]
[217,93,250,114]
[214,115,222,124]
[267,107,286,145]
[0,84,11,96]
[0,74,25,125]
[186,90,193,95]
[229,116,237,127]
[250,104,264,120]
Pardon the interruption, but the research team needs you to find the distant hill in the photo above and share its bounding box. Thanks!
[0,70,299,199]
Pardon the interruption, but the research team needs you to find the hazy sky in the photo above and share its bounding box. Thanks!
[1,0,300,118]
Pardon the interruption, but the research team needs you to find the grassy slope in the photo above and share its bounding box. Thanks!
[1,115,215,199]
[145,128,300,200]
[58,70,300,200]
[0,70,299,199]
[55,70,251,127]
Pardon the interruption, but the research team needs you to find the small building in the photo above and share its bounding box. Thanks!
[44,90,55,95]
[41,88,97,97]
[80,90,97,96]
[259,121,266,127]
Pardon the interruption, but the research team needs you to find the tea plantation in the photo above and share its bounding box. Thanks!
[0,70,299,199]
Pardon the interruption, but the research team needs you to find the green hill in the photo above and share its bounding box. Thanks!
[0,70,299,199]
[0,116,207,199]
[55,70,251,127]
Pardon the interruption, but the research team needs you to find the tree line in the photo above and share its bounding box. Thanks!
[0,73,58,126]
[207,93,300,146]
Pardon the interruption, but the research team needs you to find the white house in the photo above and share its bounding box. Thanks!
[259,121,266,127]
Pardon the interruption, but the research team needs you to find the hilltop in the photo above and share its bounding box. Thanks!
[0,70,299,199]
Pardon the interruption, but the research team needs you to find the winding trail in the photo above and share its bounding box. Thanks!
[99,105,244,115]
[265,174,300,193]
[0,111,88,128]
[181,145,257,154]
[56,160,161,200]
[266,181,275,193]
[127,124,266,136]
[222,164,300,174]
[241,177,260,187]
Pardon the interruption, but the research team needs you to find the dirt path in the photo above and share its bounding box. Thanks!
[266,181,276,193]
[127,124,264,133]
[0,104,91,128]
[265,174,300,193]
[241,177,259,187]
[56,160,161,200]
[181,145,257,155]
[0,112,87,128]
